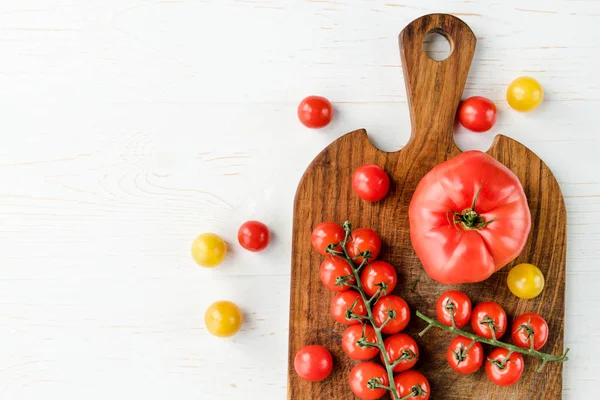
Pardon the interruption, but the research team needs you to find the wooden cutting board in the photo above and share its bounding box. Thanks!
[287,14,566,400]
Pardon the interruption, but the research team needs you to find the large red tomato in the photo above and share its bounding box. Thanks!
[409,150,531,284]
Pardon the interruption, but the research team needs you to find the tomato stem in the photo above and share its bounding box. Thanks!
[447,185,498,230]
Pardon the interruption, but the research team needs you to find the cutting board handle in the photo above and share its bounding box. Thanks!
[399,14,476,153]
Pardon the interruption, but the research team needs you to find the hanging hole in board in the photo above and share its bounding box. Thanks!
[423,29,453,61]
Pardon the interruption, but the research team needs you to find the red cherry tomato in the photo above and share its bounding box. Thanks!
[446,336,484,375]
[512,313,549,351]
[372,295,410,334]
[458,96,497,133]
[297,96,333,128]
[294,345,333,381]
[341,324,379,361]
[485,348,525,387]
[331,291,367,325]
[394,370,430,399]
[237,220,270,252]
[381,334,419,373]
[347,228,381,264]
[352,164,391,202]
[436,290,472,329]
[311,222,344,256]
[349,362,389,400]
[320,257,355,292]
[471,302,507,340]
[360,261,397,297]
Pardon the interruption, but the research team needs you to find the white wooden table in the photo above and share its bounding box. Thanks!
[1,1,599,398]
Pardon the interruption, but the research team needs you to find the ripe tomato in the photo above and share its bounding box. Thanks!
[360,261,397,297]
[372,295,410,334]
[471,302,507,340]
[237,220,270,252]
[297,95,333,128]
[512,313,549,351]
[320,257,355,292]
[436,290,471,328]
[311,222,344,256]
[331,291,367,325]
[294,345,333,381]
[347,228,381,264]
[458,96,497,132]
[446,336,483,374]
[485,348,525,387]
[342,324,379,361]
[381,334,419,373]
[507,76,543,112]
[352,164,391,202]
[349,362,389,400]
[409,150,531,284]
[204,301,243,337]
[507,263,545,299]
[191,233,227,268]
[394,370,430,399]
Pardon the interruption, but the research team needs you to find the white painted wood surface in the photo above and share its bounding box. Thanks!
[1,1,598,398]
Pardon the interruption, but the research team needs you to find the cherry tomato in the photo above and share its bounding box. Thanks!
[320,257,355,292]
[446,336,483,374]
[360,261,397,297]
[372,295,410,334]
[312,222,344,256]
[297,95,333,128]
[349,362,389,400]
[294,345,333,381]
[331,291,367,325]
[458,96,497,133]
[394,370,430,400]
[381,334,419,373]
[512,313,549,351]
[204,301,242,337]
[237,220,270,252]
[507,263,545,299]
[507,76,543,112]
[436,290,471,329]
[342,324,379,361]
[347,228,381,264]
[352,164,391,202]
[191,233,227,268]
[471,302,507,340]
[485,348,525,387]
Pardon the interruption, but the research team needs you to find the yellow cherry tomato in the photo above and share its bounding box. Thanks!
[205,301,243,337]
[507,263,545,299]
[191,233,227,268]
[506,76,544,112]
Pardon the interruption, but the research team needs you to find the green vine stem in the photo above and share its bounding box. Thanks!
[416,311,569,372]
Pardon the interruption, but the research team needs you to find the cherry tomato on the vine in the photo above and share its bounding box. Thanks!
[458,96,497,133]
[294,345,333,382]
[372,295,410,334]
[297,95,333,128]
[471,302,507,339]
[191,233,227,268]
[446,336,484,375]
[352,164,391,202]
[312,222,344,256]
[507,76,543,112]
[349,362,389,400]
[512,313,549,351]
[436,290,471,329]
[360,261,397,297]
[331,291,367,325]
[320,257,355,292]
[237,220,270,252]
[205,301,243,337]
[381,333,419,373]
[342,324,379,361]
[507,263,545,299]
[347,228,381,264]
[394,370,430,400]
[485,348,525,387]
